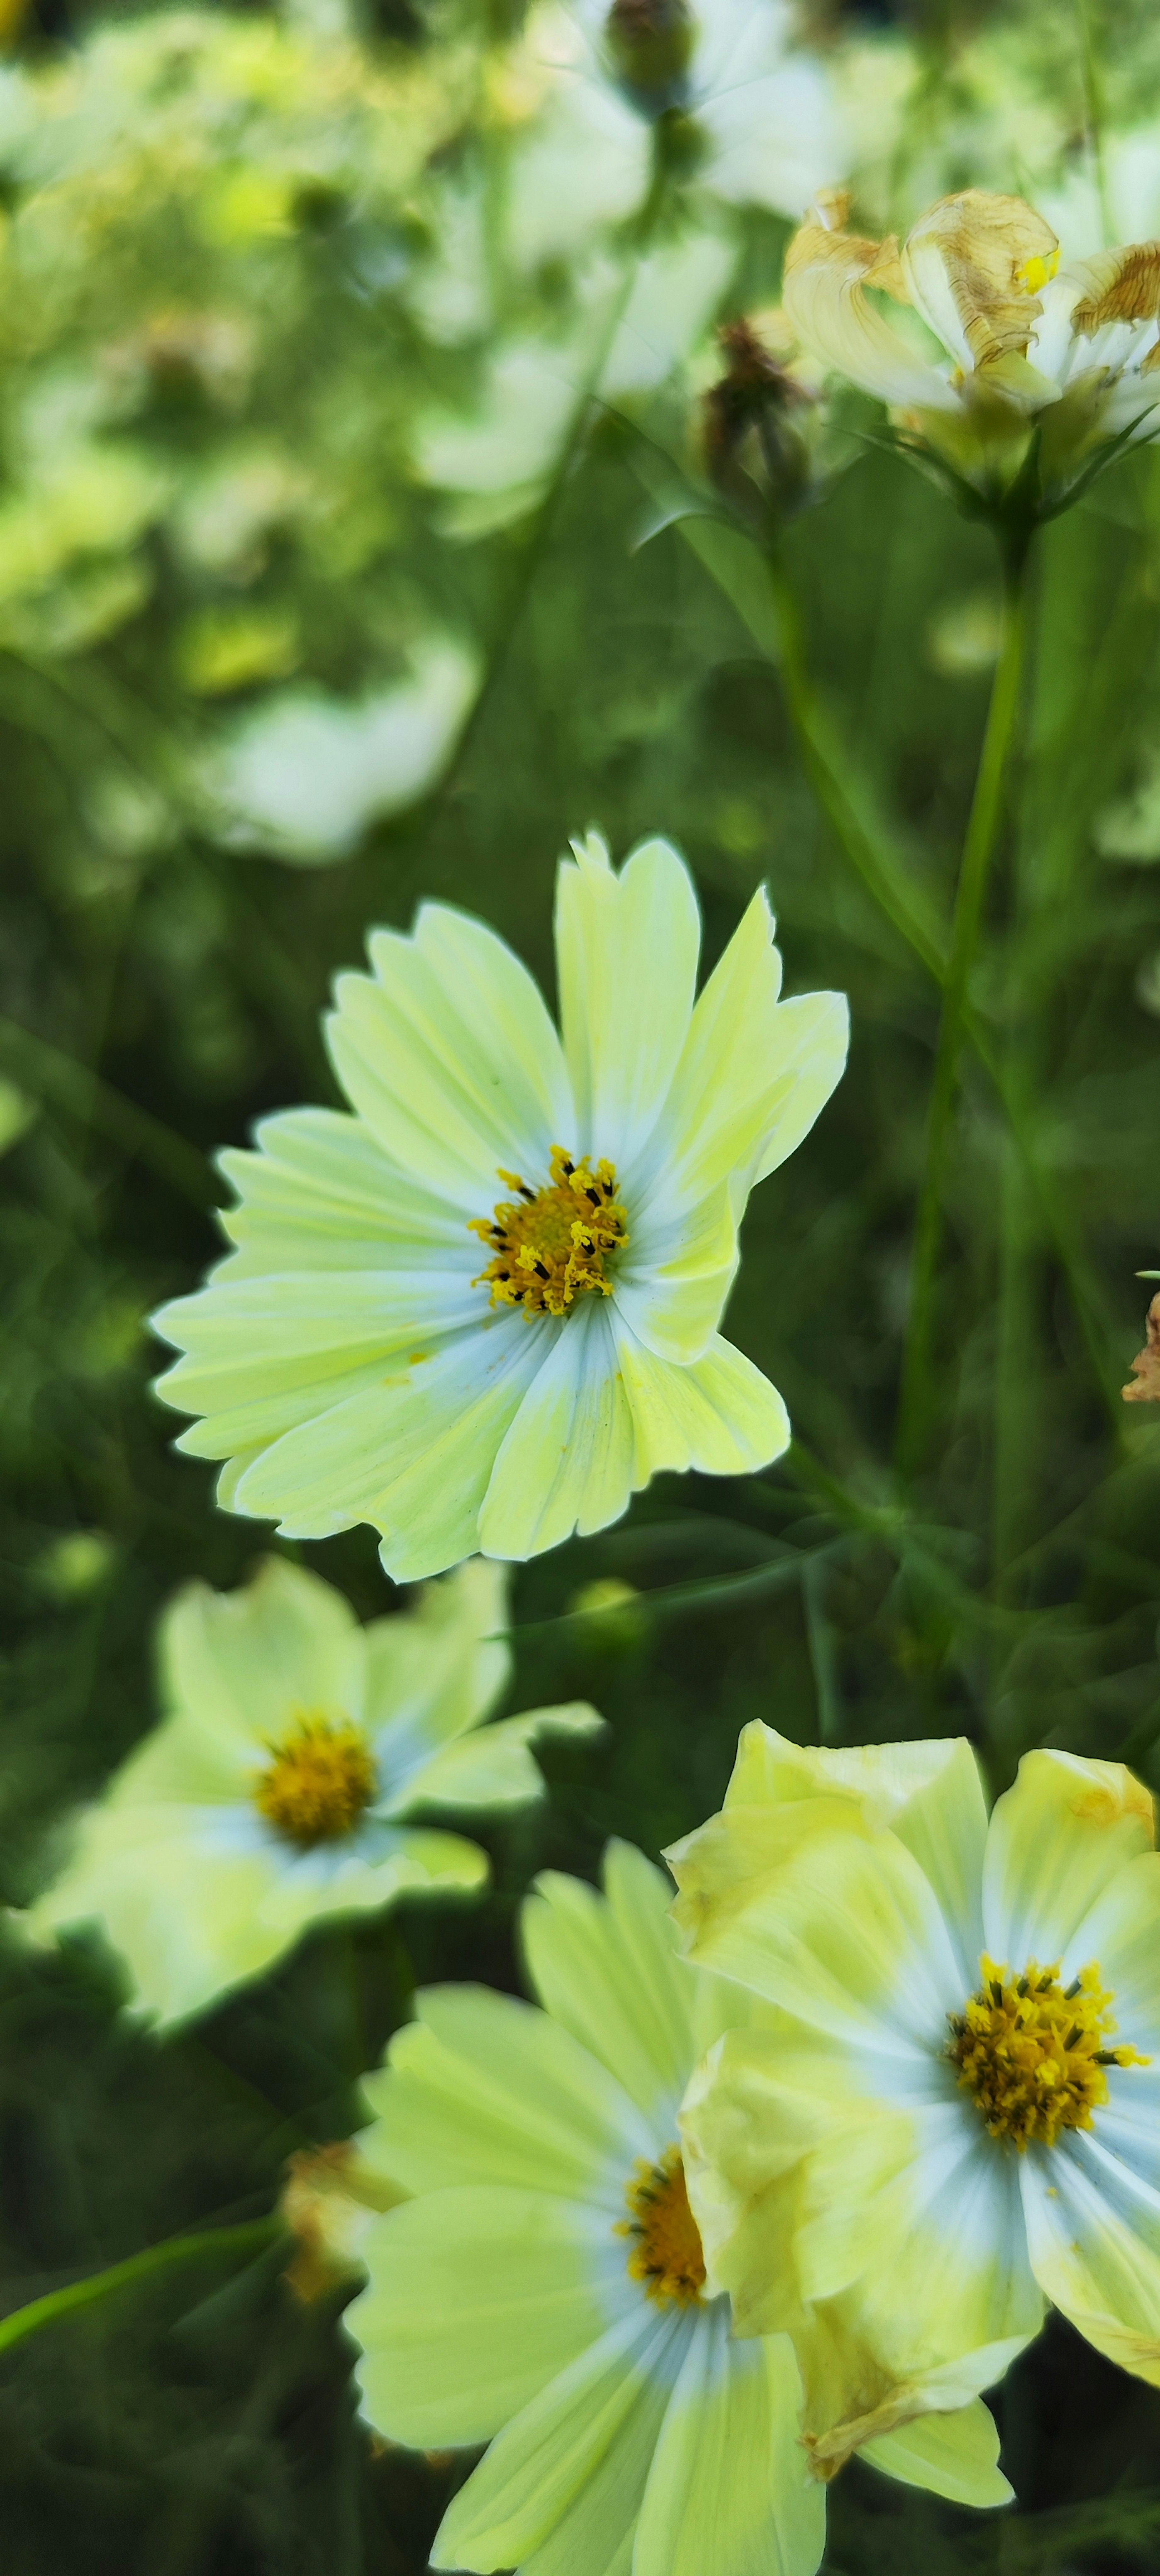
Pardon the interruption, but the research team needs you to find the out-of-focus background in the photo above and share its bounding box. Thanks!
[4,0,1160,2566]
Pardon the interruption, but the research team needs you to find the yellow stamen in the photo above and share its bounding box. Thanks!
[615,2146,706,2306]
[254,1710,377,1847]
[469,1145,628,1319]
[948,1952,1149,2152]
[1017,249,1060,295]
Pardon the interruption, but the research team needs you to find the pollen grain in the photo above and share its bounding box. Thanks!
[470,1146,627,1319]
[616,2146,706,2306]
[949,1952,1149,2151]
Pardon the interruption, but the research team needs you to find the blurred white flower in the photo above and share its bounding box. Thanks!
[209,636,482,863]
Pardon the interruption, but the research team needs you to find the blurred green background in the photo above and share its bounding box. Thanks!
[5,0,1160,2566]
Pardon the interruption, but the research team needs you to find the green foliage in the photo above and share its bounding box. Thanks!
[4,0,1160,2569]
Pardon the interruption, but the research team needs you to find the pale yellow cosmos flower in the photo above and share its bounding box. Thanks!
[31,1556,599,2027]
[151,832,848,1581]
[343,1843,1007,2576]
[668,1729,1160,2438]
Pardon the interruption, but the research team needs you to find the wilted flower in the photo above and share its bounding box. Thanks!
[345,1841,1002,2576]
[152,831,848,1581]
[33,1557,599,2026]
[671,1729,1160,2418]
[702,314,820,523]
[281,2141,407,2302]
[1124,1290,1160,1402]
[782,186,1160,521]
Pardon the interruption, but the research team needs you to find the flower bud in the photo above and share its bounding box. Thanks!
[605,0,695,114]
[703,318,814,524]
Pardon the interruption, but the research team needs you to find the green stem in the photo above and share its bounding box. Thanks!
[427,136,672,822]
[0,2217,281,2360]
[677,509,1120,1430]
[895,550,1031,1477]
[0,1013,217,1210]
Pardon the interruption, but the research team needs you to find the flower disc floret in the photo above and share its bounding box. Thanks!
[617,2143,706,2304]
[949,1952,1150,2152]
[254,1711,378,1847]
[469,1145,627,1318]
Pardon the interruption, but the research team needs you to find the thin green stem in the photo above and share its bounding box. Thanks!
[426,135,673,824]
[0,1013,217,1210]
[673,507,1120,1430]
[896,552,1031,1477]
[1074,0,1113,248]
[0,2217,281,2360]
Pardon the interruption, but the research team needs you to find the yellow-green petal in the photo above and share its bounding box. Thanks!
[522,1841,696,2121]
[863,2398,1012,2510]
[634,2311,824,2576]
[983,1748,1154,1970]
[350,2186,622,2447]
[430,2306,685,2575]
[555,831,700,1182]
[358,1983,655,2199]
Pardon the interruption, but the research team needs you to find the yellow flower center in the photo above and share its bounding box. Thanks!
[469,1145,628,1320]
[253,1711,377,1847]
[616,2146,706,2305]
[948,1952,1149,2152]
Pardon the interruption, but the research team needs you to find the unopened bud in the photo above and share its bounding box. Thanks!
[605,0,695,114]
[703,317,814,524]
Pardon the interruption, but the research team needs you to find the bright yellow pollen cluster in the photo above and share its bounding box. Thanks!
[1016,247,1060,294]
[469,1145,628,1319]
[253,1710,377,1848]
[948,1952,1149,2152]
[616,2146,706,2306]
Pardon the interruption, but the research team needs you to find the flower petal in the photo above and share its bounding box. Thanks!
[982,1748,1154,1970]
[158,1556,359,1749]
[1060,1852,1160,2188]
[349,2186,625,2446]
[229,1311,550,1576]
[34,1818,285,2029]
[669,1802,962,2049]
[358,1982,655,2201]
[555,832,700,1180]
[154,1263,482,1465]
[1021,2128,1160,2387]
[719,1725,987,1989]
[366,1557,511,1779]
[611,1178,739,1364]
[391,1702,605,1815]
[522,1841,696,2128]
[431,2305,688,2576]
[902,191,1059,378]
[478,1307,791,1562]
[634,2307,824,2576]
[862,2398,1012,2509]
[213,1106,467,1282]
[618,1321,792,1485]
[636,886,848,1206]
[326,901,573,1207]
[478,1300,635,1560]
[252,1824,488,1934]
[783,208,958,412]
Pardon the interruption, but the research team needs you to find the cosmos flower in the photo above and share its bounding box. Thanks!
[151,831,848,1581]
[782,186,1160,509]
[32,1556,599,2027]
[344,1841,1005,2576]
[669,1728,1160,2428]
[552,0,845,222]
